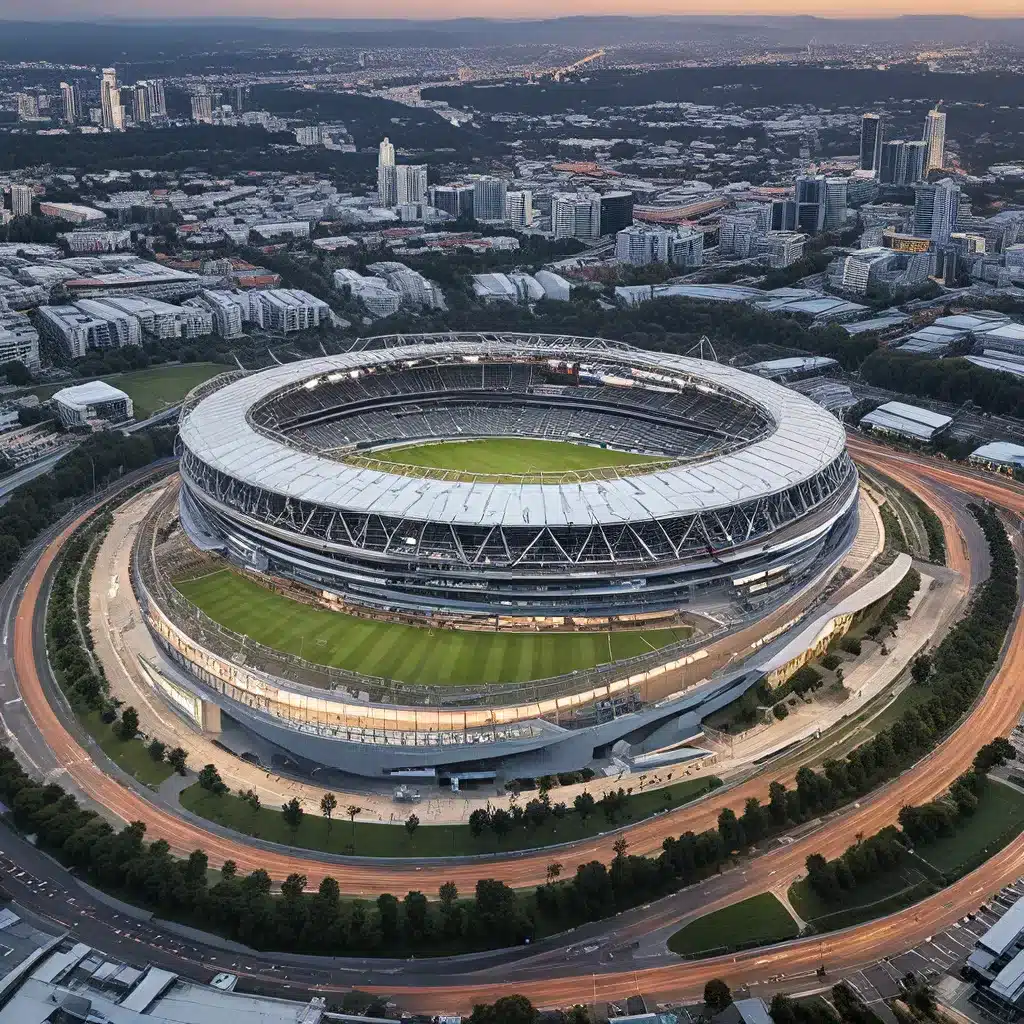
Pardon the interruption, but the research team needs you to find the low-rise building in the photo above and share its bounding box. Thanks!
[970,441,1024,472]
[365,261,445,309]
[333,269,401,318]
[37,304,124,358]
[52,380,133,427]
[534,270,572,301]
[860,400,952,441]
[62,229,133,253]
[753,231,806,268]
[248,289,330,332]
[0,311,40,369]
[38,202,106,224]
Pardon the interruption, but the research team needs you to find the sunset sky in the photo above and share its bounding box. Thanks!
[3,0,1024,18]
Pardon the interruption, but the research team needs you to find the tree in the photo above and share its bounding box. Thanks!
[546,861,562,883]
[911,654,932,684]
[717,807,745,851]
[198,764,226,795]
[573,791,595,823]
[146,739,165,762]
[377,892,400,942]
[405,813,420,838]
[612,836,628,859]
[345,803,361,845]
[468,994,538,1024]
[491,807,512,840]
[0,360,31,386]
[116,706,139,741]
[439,880,458,911]
[282,797,304,835]
[974,737,1016,775]
[320,792,337,834]
[469,807,491,837]
[166,747,188,775]
[704,979,732,1013]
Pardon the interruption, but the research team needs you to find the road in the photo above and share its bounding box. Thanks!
[4,440,1024,1011]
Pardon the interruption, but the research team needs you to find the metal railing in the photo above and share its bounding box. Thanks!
[134,485,736,708]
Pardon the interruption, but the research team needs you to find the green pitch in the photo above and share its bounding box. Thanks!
[175,569,691,686]
[370,437,664,475]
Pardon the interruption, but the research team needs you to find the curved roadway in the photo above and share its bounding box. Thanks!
[6,439,1024,1011]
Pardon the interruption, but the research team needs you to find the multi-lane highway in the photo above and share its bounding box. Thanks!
[4,440,1024,1012]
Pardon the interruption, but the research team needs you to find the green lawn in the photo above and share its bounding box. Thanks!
[667,894,799,956]
[81,710,174,789]
[175,569,692,686]
[789,862,935,933]
[370,438,664,476]
[180,775,722,860]
[34,363,226,419]
[916,778,1024,876]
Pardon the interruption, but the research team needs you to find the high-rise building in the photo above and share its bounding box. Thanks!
[860,113,883,173]
[59,82,81,124]
[377,137,397,208]
[234,85,249,113]
[905,141,928,186]
[396,164,428,206]
[100,68,124,131]
[771,199,797,232]
[16,93,39,121]
[552,192,602,240]
[147,80,167,117]
[472,176,507,222]
[190,91,214,124]
[505,190,533,228]
[795,175,826,235]
[428,184,474,220]
[923,106,946,174]
[132,83,152,123]
[914,179,960,245]
[9,184,33,218]
[878,140,925,186]
[598,191,634,236]
[823,178,849,231]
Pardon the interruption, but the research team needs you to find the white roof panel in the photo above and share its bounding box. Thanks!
[180,336,848,528]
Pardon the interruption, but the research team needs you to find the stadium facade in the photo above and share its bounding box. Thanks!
[136,333,862,778]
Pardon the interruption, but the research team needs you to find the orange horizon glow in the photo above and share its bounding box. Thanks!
[4,0,1024,19]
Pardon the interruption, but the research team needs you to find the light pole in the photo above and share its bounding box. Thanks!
[85,453,95,495]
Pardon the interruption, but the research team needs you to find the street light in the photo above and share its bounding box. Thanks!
[85,453,95,494]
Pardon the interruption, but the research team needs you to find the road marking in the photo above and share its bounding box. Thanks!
[3,698,21,705]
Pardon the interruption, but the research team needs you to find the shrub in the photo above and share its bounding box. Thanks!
[773,703,789,720]
[821,653,842,671]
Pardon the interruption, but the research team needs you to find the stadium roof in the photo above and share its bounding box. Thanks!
[180,335,847,529]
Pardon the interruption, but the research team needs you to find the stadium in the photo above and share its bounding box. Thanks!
[133,333,862,779]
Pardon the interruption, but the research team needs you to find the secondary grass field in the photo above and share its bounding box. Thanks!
[916,778,1024,875]
[180,776,721,859]
[34,362,225,419]
[81,710,174,789]
[667,893,799,956]
[175,569,692,685]
[371,437,664,476]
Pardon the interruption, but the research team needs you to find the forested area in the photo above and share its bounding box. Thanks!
[860,351,1024,420]
[0,428,175,583]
